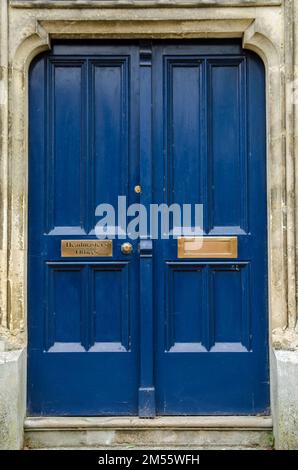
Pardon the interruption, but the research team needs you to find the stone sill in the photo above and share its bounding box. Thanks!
[25,416,273,431]
[9,0,283,10]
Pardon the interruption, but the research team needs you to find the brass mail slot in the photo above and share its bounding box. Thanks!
[178,236,237,259]
[61,240,112,257]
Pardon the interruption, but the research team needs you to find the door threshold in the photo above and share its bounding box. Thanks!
[24,416,273,450]
[25,415,272,430]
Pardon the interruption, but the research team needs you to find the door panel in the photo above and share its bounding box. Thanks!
[207,59,247,231]
[166,58,203,207]
[28,44,140,415]
[50,63,84,230]
[28,41,269,416]
[91,58,129,220]
[152,42,269,414]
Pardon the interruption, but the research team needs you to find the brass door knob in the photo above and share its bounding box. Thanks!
[121,242,133,255]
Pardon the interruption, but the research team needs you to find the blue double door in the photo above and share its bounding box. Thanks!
[28,41,269,416]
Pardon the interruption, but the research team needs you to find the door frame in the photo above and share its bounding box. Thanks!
[5,6,294,424]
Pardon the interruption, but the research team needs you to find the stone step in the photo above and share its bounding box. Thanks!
[24,416,273,450]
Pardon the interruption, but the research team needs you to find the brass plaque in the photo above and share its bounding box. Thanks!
[178,237,237,259]
[61,240,112,257]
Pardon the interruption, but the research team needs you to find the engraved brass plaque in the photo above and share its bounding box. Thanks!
[61,240,112,257]
[178,237,237,259]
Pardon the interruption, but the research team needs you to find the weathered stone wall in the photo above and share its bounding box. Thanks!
[0,0,297,449]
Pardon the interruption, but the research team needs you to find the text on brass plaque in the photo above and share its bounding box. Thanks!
[61,240,112,257]
[178,237,237,259]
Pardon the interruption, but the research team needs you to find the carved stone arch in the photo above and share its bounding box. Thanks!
[12,28,50,73]
[243,20,281,68]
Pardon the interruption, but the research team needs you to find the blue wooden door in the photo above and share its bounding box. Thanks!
[28,43,140,415]
[28,41,269,416]
[152,42,269,414]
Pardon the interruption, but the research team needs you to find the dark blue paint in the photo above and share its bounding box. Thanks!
[28,41,269,416]
[28,44,140,415]
[138,44,156,417]
[152,43,269,414]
